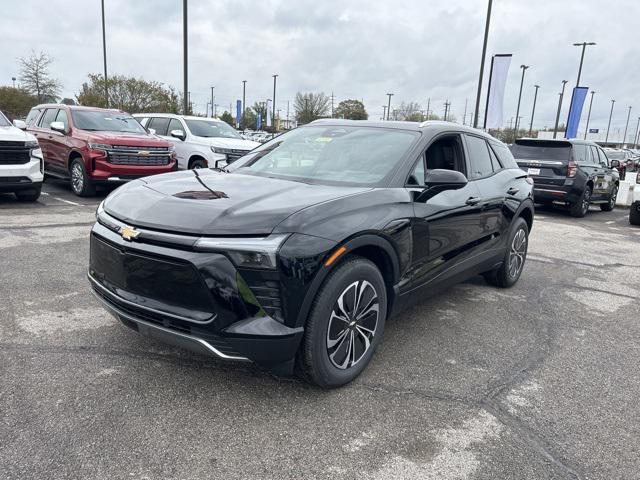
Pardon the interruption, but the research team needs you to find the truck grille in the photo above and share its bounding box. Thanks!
[107,145,171,166]
[0,142,30,165]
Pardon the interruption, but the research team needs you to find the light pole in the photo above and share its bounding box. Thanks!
[272,74,278,128]
[605,99,615,144]
[633,117,640,149]
[382,105,387,121]
[242,80,246,124]
[473,0,493,128]
[573,42,596,88]
[210,86,215,118]
[182,0,188,115]
[583,91,595,140]
[553,80,568,139]
[443,101,449,121]
[529,85,540,136]
[514,65,529,134]
[11,77,16,88]
[101,0,108,106]
[463,98,468,126]
[386,93,394,121]
[622,106,632,147]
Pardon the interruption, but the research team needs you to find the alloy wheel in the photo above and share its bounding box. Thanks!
[609,186,618,209]
[581,188,591,215]
[326,280,379,370]
[508,228,527,279]
[71,163,84,194]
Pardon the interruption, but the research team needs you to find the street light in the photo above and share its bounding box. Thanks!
[272,75,278,128]
[583,91,596,140]
[573,42,596,87]
[605,99,616,144]
[101,0,108,106]
[210,86,215,118]
[182,0,188,115]
[623,106,632,147]
[514,65,529,134]
[382,105,387,121]
[553,80,568,139]
[386,93,394,121]
[529,85,540,136]
[11,77,16,88]
[473,0,493,128]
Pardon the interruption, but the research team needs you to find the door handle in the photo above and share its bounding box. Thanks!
[465,197,481,206]
[507,187,519,195]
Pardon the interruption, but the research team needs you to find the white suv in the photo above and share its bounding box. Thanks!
[133,114,260,170]
[0,111,44,201]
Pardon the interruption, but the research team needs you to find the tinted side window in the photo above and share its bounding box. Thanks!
[491,143,519,169]
[588,146,599,165]
[597,148,609,166]
[573,144,589,165]
[55,109,69,130]
[466,135,494,178]
[39,108,59,129]
[168,118,183,133]
[26,108,42,126]
[148,117,170,136]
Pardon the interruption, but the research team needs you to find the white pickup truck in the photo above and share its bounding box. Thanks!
[0,111,43,201]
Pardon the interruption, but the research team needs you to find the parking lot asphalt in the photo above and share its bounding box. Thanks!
[1,179,639,480]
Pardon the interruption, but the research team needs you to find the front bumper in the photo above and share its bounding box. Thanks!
[90,157,177,183]
[88,221,304,364]
[0,158,43,192]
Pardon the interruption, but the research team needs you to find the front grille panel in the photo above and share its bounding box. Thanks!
[106,145,172,166]
[0,143,30,165]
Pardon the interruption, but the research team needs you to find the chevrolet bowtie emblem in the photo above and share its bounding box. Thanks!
[138,150,150,156]
[119,225,140,241]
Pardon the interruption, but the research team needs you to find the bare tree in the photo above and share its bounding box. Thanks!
[294,92,330,124]
[18,51,61,103]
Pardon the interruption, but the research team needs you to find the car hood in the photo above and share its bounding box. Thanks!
[85,131,171,147]
[199,136,260,151]
[103,169,370,236]
[0,125,36,143]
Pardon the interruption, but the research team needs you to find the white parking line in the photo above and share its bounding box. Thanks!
[40,192,84,206]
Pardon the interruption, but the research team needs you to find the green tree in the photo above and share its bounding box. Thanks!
[240,108,256,130]
[334,99,368,120]
[76,74,180,113]
[0,87,39,119]
[220,111,234,127]
[18,51,61,103]
[294,92,330,124]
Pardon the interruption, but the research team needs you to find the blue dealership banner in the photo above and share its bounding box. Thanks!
[565,87,589,139]
[257,113,262,130]
[236,100,242,128]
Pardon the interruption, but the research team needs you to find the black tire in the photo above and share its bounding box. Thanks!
[296,257,387,388]
[569,185,592,218]
[483,217,529,289]
[70,158,95,197]
[630,202,640,226]
[15,187,41,202]
[189,157,208,169]
[600,184,618,212]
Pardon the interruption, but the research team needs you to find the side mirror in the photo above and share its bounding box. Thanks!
[170,129,186,141]
[610,159,620,168]
[13,119,27,130]
[415,169,468,202]
[50,121,66,134]
[147,128,156,135]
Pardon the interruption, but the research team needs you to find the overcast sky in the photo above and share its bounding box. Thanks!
[2,0,639,135]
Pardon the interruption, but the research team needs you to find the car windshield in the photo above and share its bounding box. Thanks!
[606,151,625,160]
[185,119,242,139]
[230,125,419,186]
[71,110,146,133]
[511,141,571,162]
[0,111,10,127]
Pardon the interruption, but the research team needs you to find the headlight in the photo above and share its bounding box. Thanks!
[88,142,112,151]
[194,234,289,269]
[25,140,39,149]
[31,148,43,159]
[168,144,176,153]
[211,146,233,155]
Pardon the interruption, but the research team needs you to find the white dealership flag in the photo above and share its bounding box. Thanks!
[265,99,272,127]
[484,54,512,129]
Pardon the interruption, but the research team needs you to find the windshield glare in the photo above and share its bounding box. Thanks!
[230,126,418,186]
[185,119,241,139]
[71,110,146,133]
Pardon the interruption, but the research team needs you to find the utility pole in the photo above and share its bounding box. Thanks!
[381,106,387,121]
[286,100,290,129]
[633,116,640,149]
[188,91,191,115]
[514,65,529,134]
[210,86,215,118]
[605,99,615,144]
[463,98,468,126]
[573,42,596,88]
[583,91,595,140]
[529,85,540,136]
[101,0,109,107]
[182,0,188,115]
[426,98,430,118]
[623,106,632,147]
[473,0,493,128]
[386,93,394,121]
[242,80,246,124]
[272,74,278,127]
[553,80,568,139]
[330,91,335,118]
[444,101,451,121]
[214,103,218,118]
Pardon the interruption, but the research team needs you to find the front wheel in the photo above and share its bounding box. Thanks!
[484,217,529,288]
[569,186,591,217]
[600,184,618,211]
[297,257,387,388]
[15,186,42,202]
[70,159,95,197]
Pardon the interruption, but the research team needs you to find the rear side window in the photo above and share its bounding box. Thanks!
[26,108,42,126]
[511,141,571,162]
[573,144,589,165]
[148,117,170,136]
[465,135,494,178]
[39,108,59,129]
[491,143,519,169]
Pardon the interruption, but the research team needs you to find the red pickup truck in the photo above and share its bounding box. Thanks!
[25,105,177,196]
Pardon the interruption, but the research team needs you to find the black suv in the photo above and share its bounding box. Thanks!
[512,138,620,217]
[89,120,534,388]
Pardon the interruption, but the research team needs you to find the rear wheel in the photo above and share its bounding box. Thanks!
[297,257,387,388]
[15,186,41,202]
[569,185,591,217]
[630,202,640,226]
[70,159,95,197]
[484,217,529,288]
[600,184,618,211]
